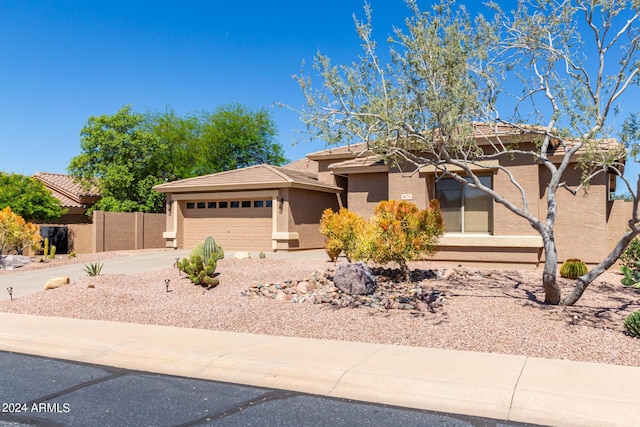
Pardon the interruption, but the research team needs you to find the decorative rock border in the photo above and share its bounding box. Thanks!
[242,266,448,312]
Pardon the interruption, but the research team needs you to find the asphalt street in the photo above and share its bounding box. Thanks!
[0,351,541,427]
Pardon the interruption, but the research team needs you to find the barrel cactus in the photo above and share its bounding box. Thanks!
[559,259,588,279]
[624,310,640,338]
[203,237,217,264]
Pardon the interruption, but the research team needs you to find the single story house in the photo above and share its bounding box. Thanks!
[154,125,632,266]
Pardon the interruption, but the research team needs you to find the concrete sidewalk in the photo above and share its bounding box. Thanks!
[1,313,638,427]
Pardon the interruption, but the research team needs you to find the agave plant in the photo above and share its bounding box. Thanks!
[83,261,104,277]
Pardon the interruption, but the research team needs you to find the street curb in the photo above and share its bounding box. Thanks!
[0,313,638,427]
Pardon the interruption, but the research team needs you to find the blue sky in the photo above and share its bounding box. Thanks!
[0,0,638,190]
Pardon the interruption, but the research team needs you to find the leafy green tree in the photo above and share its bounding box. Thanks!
[143,107,199,181]
[296,0,640,305]
[0,172,66,221]
[68,105,166,213]
[191,103,286,176]
[69,104,287,214]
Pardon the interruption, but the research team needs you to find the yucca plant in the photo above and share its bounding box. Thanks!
[83,261,103,276]
[559,259,588,279]
[623,310,640,338]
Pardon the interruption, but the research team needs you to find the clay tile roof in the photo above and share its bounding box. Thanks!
[153,164,342,193]
[33,172,100,209]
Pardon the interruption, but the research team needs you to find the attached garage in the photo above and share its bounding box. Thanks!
[153,164,342,251]
[181,198,272,250]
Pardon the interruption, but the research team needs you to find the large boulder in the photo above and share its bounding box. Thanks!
[333,262,376,295]
[44,277,70,290]
[0,255,32,270]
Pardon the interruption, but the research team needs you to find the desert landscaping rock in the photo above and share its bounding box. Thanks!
[0,255,32,270]
[44,276,70,290]
[333,262,377,295]
[233,251,251,260]
[243,265,447,312]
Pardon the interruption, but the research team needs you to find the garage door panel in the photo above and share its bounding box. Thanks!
[183,216,272,251]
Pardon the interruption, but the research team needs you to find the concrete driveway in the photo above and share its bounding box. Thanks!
[0,249,190,301]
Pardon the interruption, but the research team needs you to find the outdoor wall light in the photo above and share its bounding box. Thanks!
[278,197,284,214]
[165,279,171,293]
[7,287,13,301]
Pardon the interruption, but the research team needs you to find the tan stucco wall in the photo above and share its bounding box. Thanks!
[317,160,337,186]
[346,172,389,219]
[67,223,93,254]
[492,155,540,237]
[539,166,608,264]
[92,211,166,253]
[607,200,634,254]
[287,188,340,250]
[388,167,428,209]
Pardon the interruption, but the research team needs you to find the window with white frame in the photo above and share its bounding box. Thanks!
[435,176,493,233]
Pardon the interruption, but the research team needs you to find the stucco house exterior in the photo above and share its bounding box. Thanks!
[154,126,632,266]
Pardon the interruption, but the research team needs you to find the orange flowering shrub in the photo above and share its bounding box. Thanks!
[0,206,41,255]
[356,200,444,279]
[319,207,366,261]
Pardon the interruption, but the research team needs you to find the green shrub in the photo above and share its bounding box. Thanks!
[319,208,366,262]
[559,259,588,279]
[620,265,640,288]
[624,310,640,338]
[68,251,76,258]
[620,237,640,271]
[355,200,444,279]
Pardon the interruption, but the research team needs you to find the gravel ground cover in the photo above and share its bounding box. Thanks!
[0,257,639,367]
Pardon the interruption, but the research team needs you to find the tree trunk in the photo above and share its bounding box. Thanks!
[542,236,562,305]
[562,230,639,305]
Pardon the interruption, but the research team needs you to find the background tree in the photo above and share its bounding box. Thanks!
[68,105,166,213]
[70,104,287,213]
[296,0,640,305]
[190,103,286,176]
[0,172,66,221]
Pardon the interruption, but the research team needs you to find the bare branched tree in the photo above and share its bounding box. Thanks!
[295,0,640,305]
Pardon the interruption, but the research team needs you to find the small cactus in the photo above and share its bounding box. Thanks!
[559,259,588,279]
[624,310,640,338]
[203,237,217,265]
[43,237,49,259]
[49,245,56,258]
[176,251,219,288]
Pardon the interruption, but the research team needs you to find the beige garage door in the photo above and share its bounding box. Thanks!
[183,200,272,251]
